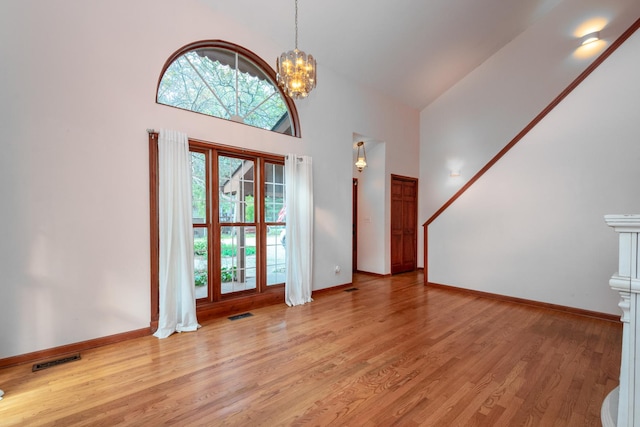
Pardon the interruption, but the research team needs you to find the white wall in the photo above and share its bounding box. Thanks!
[428,29,640,314]
[299,68,418,285]
[354,140,387,275]
[0,0,419,359]
[419,0,640,266]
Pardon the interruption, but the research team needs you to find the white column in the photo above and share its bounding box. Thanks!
[604,214,640,427]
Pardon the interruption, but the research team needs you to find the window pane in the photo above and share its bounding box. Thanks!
[219,156,255,223]
[264,162,285,223]
[194,228,208,299]
[157,44,293,135]
[267,225,287,286]
[192,152,206,224]
[189,51,236,116]
[264,162,286,285]
[158,54,228,118]
[221,226,256,294]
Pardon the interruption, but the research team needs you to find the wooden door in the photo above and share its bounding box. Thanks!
[391,175,417,274]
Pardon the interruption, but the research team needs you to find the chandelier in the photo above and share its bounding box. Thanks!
[277,0,316,99]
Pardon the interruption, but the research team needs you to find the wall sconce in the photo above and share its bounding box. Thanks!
[355,141,367,172]
[450,170,460,177]
[581,31,600,45]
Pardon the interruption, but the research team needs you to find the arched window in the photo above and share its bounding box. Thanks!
[157,40,300,137]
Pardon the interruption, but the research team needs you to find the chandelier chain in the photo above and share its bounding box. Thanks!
[294,0,299,49]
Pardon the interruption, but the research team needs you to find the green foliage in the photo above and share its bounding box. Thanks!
[221,266,236,283]
[221,243,255,257]
[195,237,255,257]
[221,244,233,257]
[194,238,208,256]
[194,268,207,287]
[191,152,207,221]
[245,195,254,222]
[157,50,288,133]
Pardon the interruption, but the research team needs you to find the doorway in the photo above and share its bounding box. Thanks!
[352,178,358,272]
[390,174,417,274]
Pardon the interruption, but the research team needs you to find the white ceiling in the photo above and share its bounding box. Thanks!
[201,0,635,110]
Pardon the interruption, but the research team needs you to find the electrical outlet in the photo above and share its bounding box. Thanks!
[334,265,341,274]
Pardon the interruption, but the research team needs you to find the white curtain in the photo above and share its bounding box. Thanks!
[154,129,200,338]
[285,154,314,306]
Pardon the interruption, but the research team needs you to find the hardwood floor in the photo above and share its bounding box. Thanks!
[0,272,621,426]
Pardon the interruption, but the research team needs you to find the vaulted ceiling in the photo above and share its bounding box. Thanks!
[202,0,640,110]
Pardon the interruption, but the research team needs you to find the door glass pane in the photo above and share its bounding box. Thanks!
[266,224,286,286]
[194,227,208,299]
[221,226,256,294]
[192,152,206,224]
[264,162,285,222]
[219,156,255,223]
[264,162,286,285]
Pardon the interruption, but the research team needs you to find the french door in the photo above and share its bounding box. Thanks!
[149,134,287,326]
[191,145,287,303]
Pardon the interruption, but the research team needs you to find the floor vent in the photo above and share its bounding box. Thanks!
[32,353,81,372]
[229,312,253,321]
[344,287,359,292]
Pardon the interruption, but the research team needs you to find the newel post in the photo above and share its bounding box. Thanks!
[603,214,640,427]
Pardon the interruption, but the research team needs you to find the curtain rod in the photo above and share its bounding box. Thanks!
[149,129,298,161]
[285,155,305,161]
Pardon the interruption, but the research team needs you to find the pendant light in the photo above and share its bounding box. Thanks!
[355,141,367,172]
[276,0,317,99]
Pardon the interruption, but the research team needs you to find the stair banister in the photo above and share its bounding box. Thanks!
[602,214,640,427]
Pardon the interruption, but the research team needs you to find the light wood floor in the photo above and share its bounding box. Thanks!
[0,272,621,426]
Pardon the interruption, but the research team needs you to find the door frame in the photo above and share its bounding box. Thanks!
[353,178,358,272]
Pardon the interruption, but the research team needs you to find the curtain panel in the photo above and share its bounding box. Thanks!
[154,130,200,338]
[284,154,314,306]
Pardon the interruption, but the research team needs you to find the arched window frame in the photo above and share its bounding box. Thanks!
[156,40,301,138]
